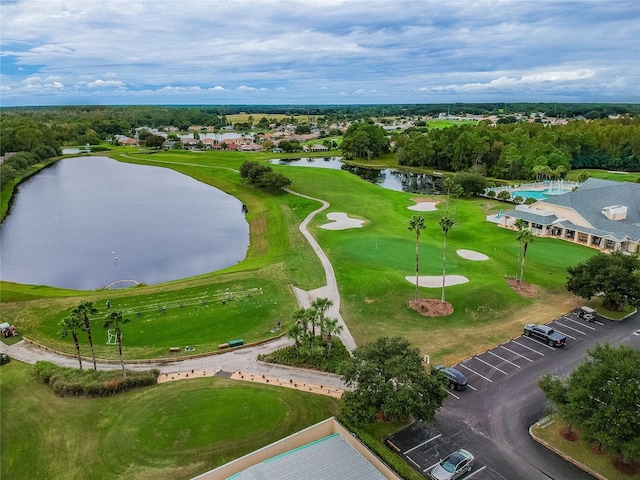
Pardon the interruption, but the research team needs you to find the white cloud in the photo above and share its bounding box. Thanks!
[86,79,125,88]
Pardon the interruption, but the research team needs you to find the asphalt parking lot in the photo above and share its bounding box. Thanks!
[387,307,638,480]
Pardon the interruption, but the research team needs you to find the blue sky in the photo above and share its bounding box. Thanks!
[1,0,638,106]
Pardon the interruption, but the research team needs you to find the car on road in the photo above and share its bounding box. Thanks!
[430,448,475,480]
[434,365,469,390]
[523,323,567,347]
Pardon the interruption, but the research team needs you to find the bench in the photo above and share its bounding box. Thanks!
[169,347,180,353]
[218,343,230,349]
[228,339,244,348]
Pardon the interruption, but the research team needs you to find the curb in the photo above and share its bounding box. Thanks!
[529,424,607,480]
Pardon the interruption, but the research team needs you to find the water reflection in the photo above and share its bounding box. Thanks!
[272,157,444,194]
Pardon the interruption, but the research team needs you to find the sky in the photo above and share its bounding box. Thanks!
[1,0,639,107]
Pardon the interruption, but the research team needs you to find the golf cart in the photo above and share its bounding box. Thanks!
[0,322,17,338]
[578,306,596,322]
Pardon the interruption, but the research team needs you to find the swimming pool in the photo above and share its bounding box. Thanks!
[509,189,570,200]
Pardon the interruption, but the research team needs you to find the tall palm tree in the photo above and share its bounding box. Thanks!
[514,218,528,280]
[59,311,85,370]
[323,317,343,356]
[408,215,427,305]
[76,301,99,378]
[439,216,455,303]
[516,228,535,289]
[103,310,130,377]
[311,297,333,340]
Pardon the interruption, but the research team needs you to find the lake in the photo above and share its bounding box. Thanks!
[270,157,444,194]
[0,156,249,290]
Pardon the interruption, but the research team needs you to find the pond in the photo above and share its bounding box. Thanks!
[0,156,249,290]
[270,157,444,195]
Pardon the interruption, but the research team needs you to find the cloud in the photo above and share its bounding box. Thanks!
[0,0,637,105]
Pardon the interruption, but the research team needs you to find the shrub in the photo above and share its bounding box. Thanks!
[259,339,350,374]
[32,361,159,397]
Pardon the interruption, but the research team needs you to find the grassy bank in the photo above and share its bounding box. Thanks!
[0,360,340,480]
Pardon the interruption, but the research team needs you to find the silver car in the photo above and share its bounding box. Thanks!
[430,449,475,480]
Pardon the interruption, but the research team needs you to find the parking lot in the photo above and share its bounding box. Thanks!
[387,307,617,479]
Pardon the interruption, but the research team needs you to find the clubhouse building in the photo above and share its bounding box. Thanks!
[497,178,640,254]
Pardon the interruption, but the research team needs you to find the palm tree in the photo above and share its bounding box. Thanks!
[323,317,343,356]
[439,216,455,303]
[514,218,528,280]
[516,228,535,289]
[311,297,333,340]
[408,215,427,305]
[103,310,130,377]
[76,301,99,378]
[287,323,304,357]
[59,311,85,370]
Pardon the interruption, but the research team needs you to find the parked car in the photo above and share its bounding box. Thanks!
[434,365,468,390]
[523,323,567,347]
[430,448,475,480]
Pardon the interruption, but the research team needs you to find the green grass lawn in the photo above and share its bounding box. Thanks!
[532,415,640,480]
[0,360,340,480]
[1,149,601,364]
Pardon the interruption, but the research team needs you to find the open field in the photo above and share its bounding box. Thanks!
[1,148,599,365]
[0,360,339,480]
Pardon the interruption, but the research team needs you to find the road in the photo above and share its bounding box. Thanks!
[389,308,640,480]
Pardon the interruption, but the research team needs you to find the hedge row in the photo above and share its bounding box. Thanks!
[33,361,159,397]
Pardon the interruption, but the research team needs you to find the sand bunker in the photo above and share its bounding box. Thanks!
[405,275,469,287]
[408,201,437,212]
[320,212,365,230]
[457,249,489,261]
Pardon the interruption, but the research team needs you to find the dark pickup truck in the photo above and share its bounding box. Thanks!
[523,324,567,347]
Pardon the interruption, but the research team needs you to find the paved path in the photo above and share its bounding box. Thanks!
[1,182,354,391]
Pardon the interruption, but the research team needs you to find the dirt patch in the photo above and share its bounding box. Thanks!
[612,456,640,476]
[559,426,580,442]
[409,298,454,317]
[506,278,538,297]
[364,297,374,304]
[590,443,608,456]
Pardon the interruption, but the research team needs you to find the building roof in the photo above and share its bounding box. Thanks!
[229,434,387,480]
[538,178,640,241]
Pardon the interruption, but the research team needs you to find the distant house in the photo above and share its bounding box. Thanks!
[499,178,640,254]
[310,144,329,151]
[116,136,139,146]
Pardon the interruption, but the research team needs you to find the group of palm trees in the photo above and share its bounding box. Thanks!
[286,297,343,358]
[408,197,535,308]
[58,300,130,377]
[408,214,455,306]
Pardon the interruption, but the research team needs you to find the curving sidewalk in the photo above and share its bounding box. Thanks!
[0,185,354,390]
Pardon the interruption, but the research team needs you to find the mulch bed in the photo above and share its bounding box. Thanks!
[409,298,454,317]
[506,278,538,297]
[612,457,640,476]
[559,426,580,441]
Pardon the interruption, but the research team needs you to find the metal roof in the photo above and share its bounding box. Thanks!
[539,178,640,242]
[228,434,388,480]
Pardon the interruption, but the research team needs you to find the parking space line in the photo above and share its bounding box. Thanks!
[499,344,534,362]
[554,320,587,335]
[467,384,477,391]
[520,336,556,350]
[403,433,442,455]
[563,316,596,330]
[424,461,439,473]
[465,465,487,478]
[487,350,521,368]
[459,363,493,382]
[446,389,460,399]
[475,356,508,374]
[512,339,546,355]
[551,328,576,340]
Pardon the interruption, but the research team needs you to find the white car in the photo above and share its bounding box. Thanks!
[430,449,475,480]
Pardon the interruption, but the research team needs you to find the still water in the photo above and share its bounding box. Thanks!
[0,156,249,290]
[270,157,444,194]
